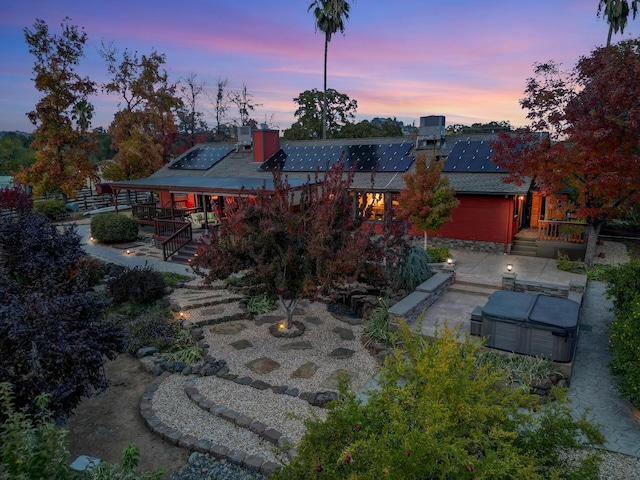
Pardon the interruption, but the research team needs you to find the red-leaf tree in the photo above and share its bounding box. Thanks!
[15,18,98,200]
[396,151,459,249]
[491,39,640,266]
[192,165,384,329]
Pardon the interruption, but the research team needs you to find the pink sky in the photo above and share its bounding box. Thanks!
[1,0,638,133]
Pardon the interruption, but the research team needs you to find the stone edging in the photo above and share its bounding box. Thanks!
[140,371,281,477]
[183,378,297,459]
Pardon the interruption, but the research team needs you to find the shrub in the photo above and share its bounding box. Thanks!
[0,383,71,479]
[246,292,277,314]
[108,265,167,304]
[0,213,123,418]
[160,271,192,289]
[556,251,586,274]
[108,300,178,355]
[33,198,67,220]
[91,212,138,244]
[272,324,604,480]
[159,328,204,365]
[426,246,450,263]
[602,261,640,403]
[608,300,640,403]
[391,244,432,292]
[364,298,392,347]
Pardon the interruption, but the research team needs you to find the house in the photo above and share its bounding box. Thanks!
[105,116,585,260]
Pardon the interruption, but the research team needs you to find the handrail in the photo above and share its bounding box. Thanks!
[161,221,193,261]
[537,220,587,243]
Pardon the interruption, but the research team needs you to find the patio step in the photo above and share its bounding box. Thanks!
[449,280,500,298]
[511,237,537,257]
[167,242,199,265]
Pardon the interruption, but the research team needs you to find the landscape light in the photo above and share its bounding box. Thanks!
[447,258,453,265]
[507,264,513,272]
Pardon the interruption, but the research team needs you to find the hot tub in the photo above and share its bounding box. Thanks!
[478,290,580,362]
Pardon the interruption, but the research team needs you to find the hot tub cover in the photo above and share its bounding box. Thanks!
[482,291,579,333]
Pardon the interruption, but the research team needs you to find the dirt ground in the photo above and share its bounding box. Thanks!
[65,355,189,478]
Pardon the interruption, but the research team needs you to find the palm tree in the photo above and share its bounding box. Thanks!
[598,0,639,46]
[308,0,351,140]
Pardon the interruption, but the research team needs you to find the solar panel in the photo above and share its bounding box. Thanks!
[442,141,506,173]
[261,142,414,172]
[169,146,233,170]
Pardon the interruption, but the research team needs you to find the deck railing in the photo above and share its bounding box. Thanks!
[160,221,193,261]
[131,204,202,225]
[538,220,587,243]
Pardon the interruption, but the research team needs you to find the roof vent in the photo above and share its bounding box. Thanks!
[236,126,252,151]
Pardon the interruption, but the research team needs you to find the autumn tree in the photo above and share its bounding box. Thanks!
[491,39,640,266]
[100,44,181,180]
[598,0,638,45]
[283,88,358,140]
[308,0,352,140]
[15,18,97,200]
[397,152,459,249]
[192,165,383,329]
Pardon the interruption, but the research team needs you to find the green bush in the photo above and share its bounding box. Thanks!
[426,246,450,263]
[91,212,138,244]
[602,261,640,403]
[33,198,67,220]
[272,324,604,480]
[0,383,71,479]
[556,251,586,274]
[108,265,166,305]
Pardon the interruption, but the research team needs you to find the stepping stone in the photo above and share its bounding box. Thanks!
[246,357,281,374]
[279,341,313,351]
[200,307,224,316]
[211,322,247,335]
[230,339,253,350]
[255,315,283,326]
[332,326,355,341]
[306,316,323,325]
[328,347,355,359]
[320,369,358,389]
[291,362,317,379]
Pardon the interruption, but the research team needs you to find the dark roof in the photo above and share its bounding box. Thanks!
[107,134,530,196]
[260,142,413,173]
[443,140,507,173]
[108,175,309,195]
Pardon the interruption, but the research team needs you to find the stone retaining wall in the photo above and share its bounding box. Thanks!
[388,271,455,328]
[425,236,507,255]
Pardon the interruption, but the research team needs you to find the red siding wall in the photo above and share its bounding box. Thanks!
[407,195,514,244]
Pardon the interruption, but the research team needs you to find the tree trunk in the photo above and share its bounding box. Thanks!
[279,294,300,330]
[322,36,328,140]
[584,221,603,267]
[423,231,428,250]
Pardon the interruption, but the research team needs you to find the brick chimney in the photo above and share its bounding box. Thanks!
[253,129,280,163]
